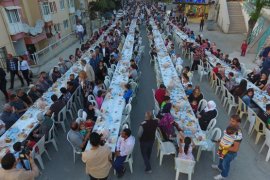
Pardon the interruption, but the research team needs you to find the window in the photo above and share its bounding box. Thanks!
[60,0,65,10]
[67,0,74,8]
[63,20,69,29]
[6,9,21,23]
[54,23,61,32]
[49,2,57,13]
[42,2,50,15]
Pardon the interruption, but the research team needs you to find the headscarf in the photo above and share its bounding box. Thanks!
[204,101,216,112]
[162,103,172,113]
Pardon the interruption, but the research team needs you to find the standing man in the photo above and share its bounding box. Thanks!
[0,67,9,102]
[113,128,135,178]
[101,42,110,67]
[6,54,24,89]
[212,115,242,180]
[138,111,158,173]
[200,17,205,32]
[76,22,84,44]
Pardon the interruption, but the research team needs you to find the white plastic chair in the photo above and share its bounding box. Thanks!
[53,106,67,132]
[89,100,98,109]
[197,99,207,113]
[156,130,176,165]
[108,69,114,79]
[31,136,51,169]
[122,123,129,130]
[226,92,238,115]
[198,65,208,82]
[237,97,248,118]
[67,131,82,163]
[175,158,196,180]
[45,123,58,152]
[124,153,133,173]
[205,118,217,137]
[87,94,96,102]
[259,128,270,162]
[123,104,132,116]
[66,96,75,120]
[104,79,110,89]
[121,113,131,127]
[250,116,266,144]
[196,127,222,162]
[129,81,138,97]
[111,64,117,71]
[243,107,256,135]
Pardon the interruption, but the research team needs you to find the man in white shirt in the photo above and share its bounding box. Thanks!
[113,128,135,178]
[76,23,84,44]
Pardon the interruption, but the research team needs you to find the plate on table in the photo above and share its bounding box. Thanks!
[17,132,27,140]
[21,114,29,120]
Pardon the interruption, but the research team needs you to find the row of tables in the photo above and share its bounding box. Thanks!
[86,8,140,152]
[147,11,206,146]
[170,20,270,112]
[0,20,119,158]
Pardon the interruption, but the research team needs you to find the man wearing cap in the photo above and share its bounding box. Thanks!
[32,112,53,141]
[6,54,24,89]
[28,84,42,102]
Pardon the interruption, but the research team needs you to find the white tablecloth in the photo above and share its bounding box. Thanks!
[150,19,205,145]
[86,9,140,152]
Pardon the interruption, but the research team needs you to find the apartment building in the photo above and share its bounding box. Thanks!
[0,0,76,65]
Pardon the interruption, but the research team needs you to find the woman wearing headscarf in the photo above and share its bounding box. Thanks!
[198,101,217,131]
[51,66,61,83]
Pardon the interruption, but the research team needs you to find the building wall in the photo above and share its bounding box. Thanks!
[20,0,42,26]
[0,7,16,55]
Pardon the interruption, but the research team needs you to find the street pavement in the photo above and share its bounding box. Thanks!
[34,23,270,180]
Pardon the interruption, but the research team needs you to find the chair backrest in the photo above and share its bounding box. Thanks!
[111,64,117,71]
[33,135,46,155]
[254,116,266,132]
[210,127,222,141]
[155,130,164,146]
[122,123,129,130]
[105,76,110,81]
[108,70,114,79]
[57,106,67,122]
[206,118,217,133]
[238,97,247,112]
[67,131,78,152]
[227,92,236,104]
[47,123,55,141]
[104,79,110,89]
[128,97,133,104]
[66,96,73,110]
[88,94,96,102]
[198,99,207,112]
[265,128,270,145]
[89,100,98,109]
[174,158,196,174]
[124,104,132,115]
[130,81,138,93]
[77,109,83,118]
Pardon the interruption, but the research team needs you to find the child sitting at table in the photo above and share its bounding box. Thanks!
[79,123,87,136]
[95,90,104,109]
[185,84,193,96]
[178,136,195,160]
[217,126,237,159]
[190,100,198,113]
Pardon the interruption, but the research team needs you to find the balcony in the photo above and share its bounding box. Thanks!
[24,32,47,45]
[7,22,24,35]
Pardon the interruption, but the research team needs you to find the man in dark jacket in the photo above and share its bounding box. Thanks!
[0,67,9,102]
[138,111,158,173]
[6,54,24,89]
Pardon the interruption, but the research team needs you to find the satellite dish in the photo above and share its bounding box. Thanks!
[22,23,30,33]
[76,10,81,17]
[30,27,37,36]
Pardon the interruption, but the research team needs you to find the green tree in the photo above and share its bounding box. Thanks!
[247,0,270,43]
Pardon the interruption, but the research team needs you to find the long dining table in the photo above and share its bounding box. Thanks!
[85,8,140,152]
[149,17,206,146]
[0,20,119,158]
